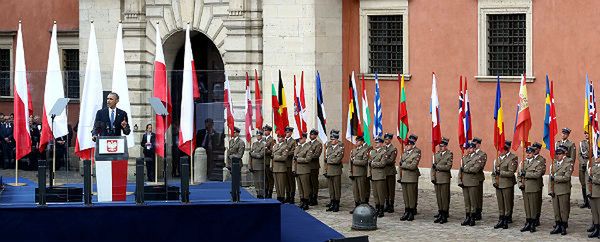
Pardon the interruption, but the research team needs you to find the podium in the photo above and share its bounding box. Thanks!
[95,136,129,202]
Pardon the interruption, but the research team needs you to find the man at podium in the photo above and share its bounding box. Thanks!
[92,92,131,139]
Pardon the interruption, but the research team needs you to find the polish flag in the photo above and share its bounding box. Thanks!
[245,72,253,142]
[111,22,134,147]
[153,23,171,158]
[75,22,103,160]
[299,71,307,132]
[254,70,263,130]
[224,75,235,135]
[14,21,31,160]
[39,22,68,153]
[178,23,196,156]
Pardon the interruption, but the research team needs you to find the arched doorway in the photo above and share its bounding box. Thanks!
[163,30,225,181]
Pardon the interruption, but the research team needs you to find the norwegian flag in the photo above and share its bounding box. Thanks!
[458,76,466,153]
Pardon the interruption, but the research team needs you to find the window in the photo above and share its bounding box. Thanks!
[0,49,10,96]
[63,49,79,99]
[368,15,403,75]
[487,14,526,76]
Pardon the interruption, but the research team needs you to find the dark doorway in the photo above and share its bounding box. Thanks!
[169,31,225,181]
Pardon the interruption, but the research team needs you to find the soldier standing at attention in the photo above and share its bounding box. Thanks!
[382,133,398,213]
[588,153,600,238]
[472,137,487,221]
[307,129,323,206]
[263,125,276,198]
[579,131,591,208]
[324,130,344,212]
[349,136,370,214]
[460,143,482,226]
[519,146,546,233]
[249,130,267,198]
[272,134,289,203]
[492,141,518,229]
[399,134,420,221]
[432,137,452,224]
[284,127,297,204]
[293,133,312,210]
[226,127,245,171]
[549,145,573,235]
[531,142,545,226]
[556,128,576,162]
[370,137,387,217]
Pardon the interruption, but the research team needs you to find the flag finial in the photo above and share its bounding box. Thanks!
[119,20,122,23]
[90,19,94,23]
[53,20,57,24]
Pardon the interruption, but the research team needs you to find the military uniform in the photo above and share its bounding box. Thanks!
[307,137,323,205]
[325,142,344,212]
[284,136,297,203]
[556,139,576,162]
[432,147,453,223]
[579,139,591,207]
[264,134,276,198]
[383,143,398,212]
[399,145,421,221]
[589,159,600,237]
[519,151,546,232]
[226,136,245,168]
[370,146,387,217]
[294,140,312,209]
[350,142,371,205]
[249,137,267,197]
[474,148,487,220]
[492,147,517,229]
[272,140,289,202]
[460,149,483,226]
[533,151,546,225]
[549,154,573,235]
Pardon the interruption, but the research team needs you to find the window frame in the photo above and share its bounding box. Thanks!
[0,31,15,98]
[56,30,80,101]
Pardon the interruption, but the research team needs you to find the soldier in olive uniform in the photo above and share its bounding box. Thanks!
[383,133,398,213]
[549,145,573,235]
[324,130,344,212]
[226,127,245,171]
[272,134,289,203]
[519,146,546,233]
[579,131,591,208]
[263,125,276,198]
[307,129,323,206]
[531,142,545,226]
[460,143,483,226]
[472,137,487,221]
[588,153,600,238]
[349,136,370,214]
[432,137,453,224]
[293,133,312,210]
[492,141,518,229]
[370,137,387,217]
[399,134,421,221]
[284,127,297,204]
[556,128,576,162]
[249,130,267,198]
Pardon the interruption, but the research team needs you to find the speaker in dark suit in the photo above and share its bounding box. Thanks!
[92,92,131,139]
[141,124,156,181]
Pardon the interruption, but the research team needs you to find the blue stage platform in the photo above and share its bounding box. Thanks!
[0,178,344,242]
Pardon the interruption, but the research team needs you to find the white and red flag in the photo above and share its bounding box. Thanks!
[178,23,199,156]
[153,23,171,158]
[245,72,253,142]
[111,23,134,147]
[14,21,31,160]
[224,75,235,135]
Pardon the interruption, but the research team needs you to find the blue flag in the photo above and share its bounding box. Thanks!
[373,72,383,138]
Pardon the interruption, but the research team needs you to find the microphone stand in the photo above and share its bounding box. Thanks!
[162,113,168,200]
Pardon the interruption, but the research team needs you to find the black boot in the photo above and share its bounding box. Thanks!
[506,214,513,224]
[461,213,470,226]
[386,201,395,213]
[309,195,317,206]
[326,200,334,211]
[434,210,441,219]
[468,214,475,226]
[473,208,482,221]
[349,202,359,214]
[520,219,531,232]
[501,216,508,229]
[550,221,561,234]
[332,200,340,212]
[407,208,415,221]
[439,211,448,224]
[288,193,295,204]
[434,210,443,223]
[494,216,504,229]
[534,213,540,226]
[277,197,285,203]
[581,188,591,208]
[377,205,385,218]
[561,221,567,235]
[530,219,537,233]
[589,224,600,238]
[400,208,409,221]
[588,223,596,232]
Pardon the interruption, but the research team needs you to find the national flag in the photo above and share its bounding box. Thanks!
[542,75,558,159]
[277,70,290,134]
[111,23,134,148]
[397,74,409,142]
[585,74,590,132]
[493,76,505,152]
[464,77,473,144]
[271,77,280,134]
[345,71,362,143]
[40,22,68,153]
[178,24,196,156]
[361,73,372,145]
[373,71,383,139]
[224,75,235,135]
[245,72,253,142]
[299,71,308,132]
[153,22,171,158]
[512,74,532,150]
[13,21,31,161]
[458,76,466,153]
[75,22,103,160]
[316,71,327,141]
[588,79,599,158]
[254,70,263,129]
[292,75,302,139]
[431,73,441,152]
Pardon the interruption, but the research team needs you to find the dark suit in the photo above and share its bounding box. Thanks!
[1,122,15,168]
[92,107,131,137]
[141,132,156,181]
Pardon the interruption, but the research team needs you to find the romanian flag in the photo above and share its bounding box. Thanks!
[542,75,558,159]
[493,76,505,152]
[511,74,532,151]
[345,71,362,143]
[277,70,289,135]
[271,76,280,134]
[397,74,409,142]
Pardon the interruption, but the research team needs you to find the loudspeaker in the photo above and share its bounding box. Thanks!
[35,187,83,203]
[143,185,180,200]
[328,236,369,242]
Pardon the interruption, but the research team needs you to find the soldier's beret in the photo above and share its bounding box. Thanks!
[263,125,273,131]
[555,146,566,154]
[408,134,418,141]
[384,133,394,140]
[526,146,536,153]
[532,142,542,150]
[356,136,364,142]
[310,129,318,135]
[330,132,340,139]
[504,141,512,149]
[233,127,241,133]
[472,137,482,144]
[285,126,294,132]
[256,130,264,135]
[562,127,571,134]
[330,129,339,135]
[375,137,384,143]
[440,137,449,146]
[467,142,476,148]
[301,132,307,138]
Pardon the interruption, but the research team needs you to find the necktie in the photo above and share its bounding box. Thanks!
[110,110,115,128]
